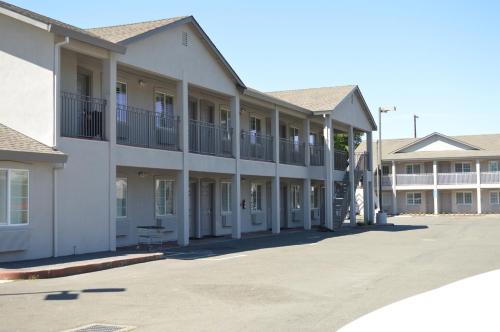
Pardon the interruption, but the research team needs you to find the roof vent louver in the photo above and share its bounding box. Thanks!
[182,31,189,47]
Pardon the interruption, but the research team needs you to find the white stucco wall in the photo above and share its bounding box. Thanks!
[118,24,237,96]
[0,14,55,146]
[56,138,111,256]
[331,92,372,132]
[400,135,475,153]
[0,161,54,263]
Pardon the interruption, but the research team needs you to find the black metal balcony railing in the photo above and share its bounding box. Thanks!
[189,120,233,157]
[309,144,324,166]
[61,91,106,140]
[334,149,349,171]
[240,131,273,162]
[116,104,180,151]
[279,139,305,166]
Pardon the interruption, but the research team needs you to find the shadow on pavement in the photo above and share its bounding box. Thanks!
[162,224,428,261]
[0,288,126,301]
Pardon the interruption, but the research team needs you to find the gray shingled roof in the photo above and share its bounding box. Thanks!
[0,1,125,53]
[87,17,188,44]
[0,124,67,163]
[266,85,357,112]
[357,133,500,162]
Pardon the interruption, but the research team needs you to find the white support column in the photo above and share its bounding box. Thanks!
[363,168,369,224]
[303,117,311,229]
[476,159,482,214]
[304,118,310,167]
[366,131,375,224]
[348,126,356,225]
[231,95,241,239]
[433,160,439,214]
[323,114,334,229]
[102,55,117,251]
[271,106,280,233]
[177,78,189,246]
[196,179,202,238]
[303,178,311,230]
[392,160,397,215]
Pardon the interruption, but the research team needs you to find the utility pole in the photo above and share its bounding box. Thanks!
[413,114,419,138]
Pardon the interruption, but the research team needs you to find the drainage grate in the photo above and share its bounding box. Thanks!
[64,324,135,332]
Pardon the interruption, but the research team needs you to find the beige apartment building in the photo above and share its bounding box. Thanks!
[358,132,500,215]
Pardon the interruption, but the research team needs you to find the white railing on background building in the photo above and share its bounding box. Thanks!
[396,173,434,186]
[481,171,500,184]
[438,172,476,185]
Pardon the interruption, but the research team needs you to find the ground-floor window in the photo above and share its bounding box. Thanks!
[0,169,29,225]
[456,192,472,205]
[250,183,263,211]
[406,192,422,205]
[310,186,319,209]
[116,178,127,218]
[490,191,500,205]
[221,182,232,213]
[291,184,301,209]
[155,179,174,216]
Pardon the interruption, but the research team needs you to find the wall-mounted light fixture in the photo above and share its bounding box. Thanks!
[138,79,145,88]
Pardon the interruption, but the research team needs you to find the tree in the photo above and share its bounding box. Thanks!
[334,133,363,151]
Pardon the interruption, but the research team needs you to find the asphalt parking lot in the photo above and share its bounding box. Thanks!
[1,215,500,332]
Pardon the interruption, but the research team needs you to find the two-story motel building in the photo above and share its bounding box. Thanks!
[0,2,376,262]
[357,132,500,215]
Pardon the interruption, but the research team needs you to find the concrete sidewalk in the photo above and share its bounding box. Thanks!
[0,251,163,280]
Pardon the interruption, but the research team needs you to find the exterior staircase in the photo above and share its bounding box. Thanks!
[332,152,367,229]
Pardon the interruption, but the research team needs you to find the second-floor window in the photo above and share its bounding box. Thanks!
[309,133,317,145]
[116,82,127,122]
[382,165,390,175]
[290,127,300,143]
[406,164,421,174]
[454,162,471,173]
[220,107,231,129]
[155,92,174,128]
[220,107,231,140]
[250,116,261,144]
[489,161,499,172]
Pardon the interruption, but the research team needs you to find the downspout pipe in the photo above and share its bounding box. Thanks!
[52,36,69,258]
[53,36,69,148]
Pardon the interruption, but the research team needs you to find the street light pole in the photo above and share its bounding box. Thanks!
[414,114,419,138]
[376,106,396,224]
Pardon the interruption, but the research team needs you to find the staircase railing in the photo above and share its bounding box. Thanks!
[332,152,367,228]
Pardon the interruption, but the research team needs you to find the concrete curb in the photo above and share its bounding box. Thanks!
[0,253,163,280]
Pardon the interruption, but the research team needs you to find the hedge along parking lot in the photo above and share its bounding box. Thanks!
[1,214,500,332]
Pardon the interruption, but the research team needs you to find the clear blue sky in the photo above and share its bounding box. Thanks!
[11,0,500,139]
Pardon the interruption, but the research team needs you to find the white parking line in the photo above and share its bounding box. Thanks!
[200,254,247,261]
[0,280,13,284]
